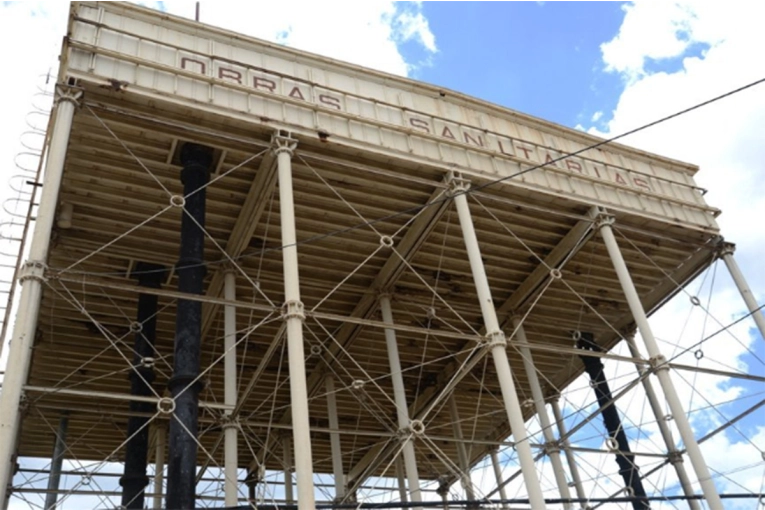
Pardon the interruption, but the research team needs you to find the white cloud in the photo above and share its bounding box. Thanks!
[154,0,437,76]
[392,9,438,54]
[591,0,765,281]
[580,0,765,502]
[600,2,701,80]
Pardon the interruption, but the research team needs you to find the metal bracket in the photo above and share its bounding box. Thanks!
[667,451,684,465]
[408,419,426,437]
[717,241,735,258]
[220,261,239,275]
[220,415,240,431]
[543,440,561,455]
[483,330,507,349]
[592,212,615,231]
[446,170,471,195]
[55,82,84,108]
[649,354,669,373]
[271,130,298,156]
[282,300,305,321]
[19,261,47,284]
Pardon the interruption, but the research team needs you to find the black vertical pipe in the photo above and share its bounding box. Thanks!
[120,263,165,509]
[166,143,213,510]
[577,332,650,510]
[245,468,258,505]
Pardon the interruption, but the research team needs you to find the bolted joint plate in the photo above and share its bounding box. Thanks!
[483,330,507,349]
[667,451,684,465]
[649,354,670,373]
[19,261,47,284]
[281,300,305,320]
[220,415,240,430]
[543,440,561,455]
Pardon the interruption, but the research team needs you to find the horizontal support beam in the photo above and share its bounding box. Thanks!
[22,385,230,411]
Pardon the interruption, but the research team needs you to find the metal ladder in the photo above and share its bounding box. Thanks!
[0,72,55,361]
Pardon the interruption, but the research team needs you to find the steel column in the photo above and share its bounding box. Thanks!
[512,318,572,509]
[0,85,80,508]
[283,434,294,504]
[623,332,700,510]
[395,457,408,503]
[166,142,214,510]
[489,449,509,510]
[447,397,475,500]
[44,413,69,510]
[223,270,239,507]
[380,295,422,503]
[597,214,723,509]
[325,375,345,499]
[577,332,649,510]
[550,398,587,508]
[449,173,547,509]
[120,263,165,509]
[274,133,315,509]
[152,424,166,510]
[720,244,765,342]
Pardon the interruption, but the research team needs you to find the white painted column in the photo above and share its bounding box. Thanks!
[325,375,345,500]
[450,173,547,509]
[380,295,422,503]
[153,424,166,510]
[720,243,765,343]
[283,434,294,504]
[512,318,572,509]
[223,270,239,507]
[447,396,475,500]
[0,86,80,507]
[395,457,408,503]
[550,398,587,509]
[624,332,700,510]
[489,448,509,510]
[597,214,723,509]
[550,397,588,508]
[274,134,315,510]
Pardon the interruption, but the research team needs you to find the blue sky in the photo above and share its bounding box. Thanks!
[1,1,764,507]
[411,2,627,130]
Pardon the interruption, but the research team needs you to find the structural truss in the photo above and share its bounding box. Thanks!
[0,3,763,510]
